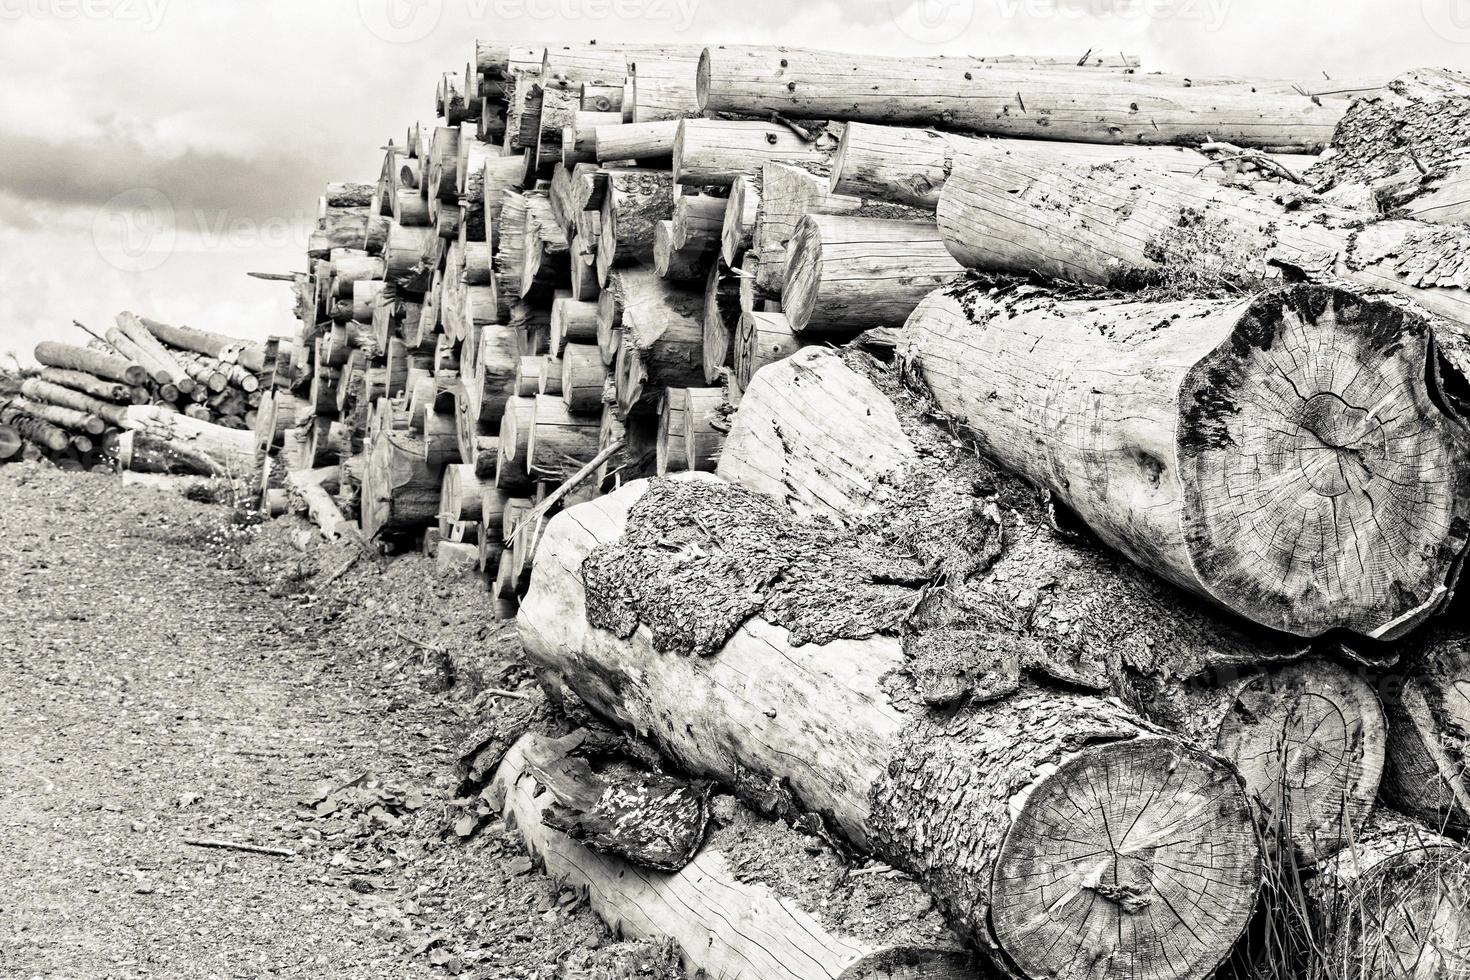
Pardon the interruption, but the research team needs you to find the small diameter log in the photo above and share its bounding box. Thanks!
[514,356,542,398]
[1306,814,1470,978]
[735,311,806,389]
[112,313,186,388]
[136,317,267,374]
[441,462,486,532]
[4,395,103,436]
[753,162,865,294]
[597,168,676,278]
[783,214,963,337]
[702,262,742,384]
[560,344,606,413]
[681,387,725,473]
[492,732,975,980]
[495,396,536,493]
[721,175,759,265]
[493,192,530,321]
[526,395,602,481]
[538,356,563,397]
[674,119,839,189]
[19,379,126,428]
[0,403,69,454]
[0,424,20,461]
[550,297,599,354]
[672,193,725,250]
[36,368,129,403]
[361,430,441,541]
[593,120,679,164]
[519,475,1261,980]
[1381,626,1470,836]
[1309,68,1470,225]
[614,272,706,414]
[655,388,688,476]
[905,282,1470,640]
[697,45,1341,150]
[596,405,657,489]
[121,406,257,477]
[653,219,715,282]
[935,151,1470,333]
[35,341,149,387]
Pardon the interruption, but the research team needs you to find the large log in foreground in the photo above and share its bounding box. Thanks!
[697,45,1343,150]
[520,474,1262,980]
[902,281,1470,641]
[492,733,976,980]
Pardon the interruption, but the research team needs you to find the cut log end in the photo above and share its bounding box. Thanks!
[1177,287,1470,640]
[991,737,1259,980]
[1215,658,1385,863]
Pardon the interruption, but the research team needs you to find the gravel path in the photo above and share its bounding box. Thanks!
[0,466,645,980]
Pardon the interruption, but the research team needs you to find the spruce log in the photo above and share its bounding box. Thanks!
[721,175,759,265]
[672,193,725,250]
[441,462,486,529]
[829,122,1316,208]
[752,162,864,294]
[681,387,725,473]
[121,406,256,477]
[492,732,975,980]
[19,379,126,428]
[612,271,705,413]
[1306,814,1470,978]
[0,424,20,461]
[538,356,563,397]
[560,344,606,414]
[361,430,441,540]
[655,388,688,476]
[0,404,69,453]
[519,474,1261,980]
[35,342,149,387]
[783,214,963,336]
[496,396,536,493]
[138,317,267,373]
[550,297,599,354]
[673,119,839,188]
[902,282,1470,640]
[697,45,1341,150]
[652,219,714,282]
[735,311,806,389]
[934,151,1470,334]
[37,367,129,403]
[108,315,181,387]
[4,395,103,436]
[629,56,702,122]
[1381,625,1470,836]
[593,120,679,163]
[597,168,675,277]
[526,394,601,481]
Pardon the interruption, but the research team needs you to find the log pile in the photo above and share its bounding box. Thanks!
[3,318,269,475]
[235,40,1470,980]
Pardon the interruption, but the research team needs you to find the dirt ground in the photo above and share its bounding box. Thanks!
[0,464,675,980]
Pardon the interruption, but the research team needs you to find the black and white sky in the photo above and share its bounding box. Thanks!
[1,0,1467,362]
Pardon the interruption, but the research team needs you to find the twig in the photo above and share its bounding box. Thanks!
[769,112,817,143]
[515,440,626,554]
[485,687,531,701]
[391,626,444,653]
[184,838,294,858]
[319,550,361,587]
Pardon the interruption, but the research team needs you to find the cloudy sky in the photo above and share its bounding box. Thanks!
[0,0,1466,364]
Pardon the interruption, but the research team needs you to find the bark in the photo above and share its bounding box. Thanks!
[3,395,103,436]
[594,120,679,164]
[361,429,441,541]
[493,731,975,980]
[35,341,149,387]
[783,214,963,336]
[559,344,606,414]
[581,83,623,113]
[1306,813,1470,979]
[933,150,1470,337]
[1308,68,1470,225]
[697,45,1343,150]
[829,123,1316,208]
[611,270,705,413]
[734,311,807,388]
[527,394,601,480]
[519,474,1261,980]
[1381,624,1470,837]
[673,119,840,188]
